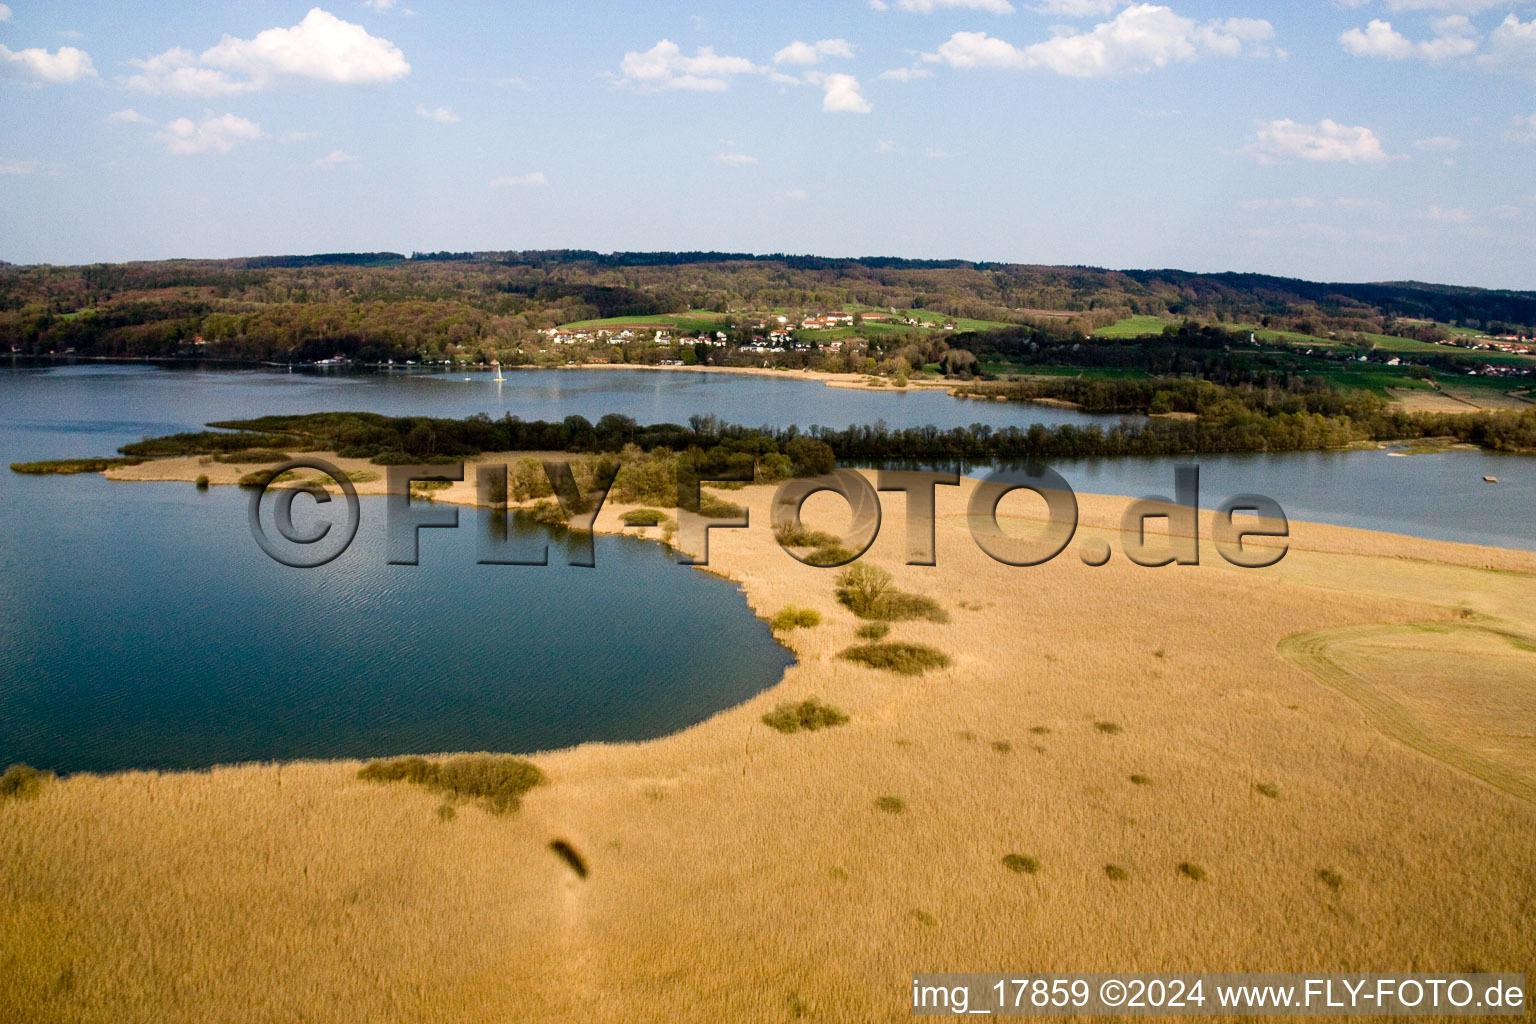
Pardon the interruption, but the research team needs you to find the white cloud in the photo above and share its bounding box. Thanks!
[1346,0,1533,12]
[1029,0,1123,14]
[416,103,459,123]
[817,72,871,113]
[0,157,38,174]
[311,149,356,167]
[1506,111,1536,142]
[1413,135,1462,151]
[153,113,264,155]
[106,108,152,125]
[1339,17,1478,60]
[126,9,408,96]
[1238,196,1324,210]
[616,39,759,91]
[490,172,548,187]
[1478,14,1536,79]
[891,0,1016,12]
[1425,204,1471,223]
[879,66,934,80]
[0,5,11,23]
[926,5,1278,78]
[1246,118,1393,165]
[0,44,97,83]
[875,139,897,152]
[281,130,320,143]
[783,188,808,199]
[773,39,854,65]
[714,152,758,165]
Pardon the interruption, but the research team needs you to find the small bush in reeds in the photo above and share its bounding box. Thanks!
[238,468,301,488]
[834,564,948,622]
[762,698,848,734]
[874,795,906,814]
[698,494,744,519]
[1317,868,1344,891]
[855,621,890,640]
[804,544,856,567]
[1105,865,1130,882]
[770,606,822,631]
[0,764,53,800]
[1002,854,1041,875]
[195,474,210,489]
[621,508,668,526]
[774,524,840,548]
[838,642,951,676]
[358,754,545,814]
[1178,862,1207,882]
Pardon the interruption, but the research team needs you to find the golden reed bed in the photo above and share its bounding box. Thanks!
[3,468,1534,1023]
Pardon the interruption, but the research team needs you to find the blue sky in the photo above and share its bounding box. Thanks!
[1,1,1534,287]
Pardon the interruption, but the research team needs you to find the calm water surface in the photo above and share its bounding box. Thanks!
[1,363,1531,773]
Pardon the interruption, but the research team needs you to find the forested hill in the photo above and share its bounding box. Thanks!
[2,250,1533,364]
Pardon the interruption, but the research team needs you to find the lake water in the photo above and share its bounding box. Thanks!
[1,363,1531,773]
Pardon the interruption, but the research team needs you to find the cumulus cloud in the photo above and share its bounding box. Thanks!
[0,157,38,174]
[415,103,459,123]
[1478,14,1536,78]
[783,188,808,199]
[1028,0,1124,14]
[714,152,758,165]
[616,39,759,91]
[490,172,547,187]
[926,5,1278,77]
[153,113,264,155]
[879,66,935,80]
[1238,196,1324,210]
[885,0,1016,12]
[106,108,153,124]
[1339,17,1479,60]
[773,39,854,65]
[311,149,356,167]
[1425,204,1471,223]
[1506,111,1536,142]
[0,44,97,83]
[1246,119,1393,165]
[126,8,408,96]
[0,5,11,22]
[1341,0,1532,11]
[816,72,871,113]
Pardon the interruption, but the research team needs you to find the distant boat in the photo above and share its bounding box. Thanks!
[1484,475,1499,484]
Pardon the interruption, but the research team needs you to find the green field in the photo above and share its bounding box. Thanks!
[1094,315,1170,338]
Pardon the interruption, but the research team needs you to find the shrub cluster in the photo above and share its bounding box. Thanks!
[0,764,53,800]
[357,753,545,814]
[761,698,849,734]
[770,606,822,631]
[838,642,951,676]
